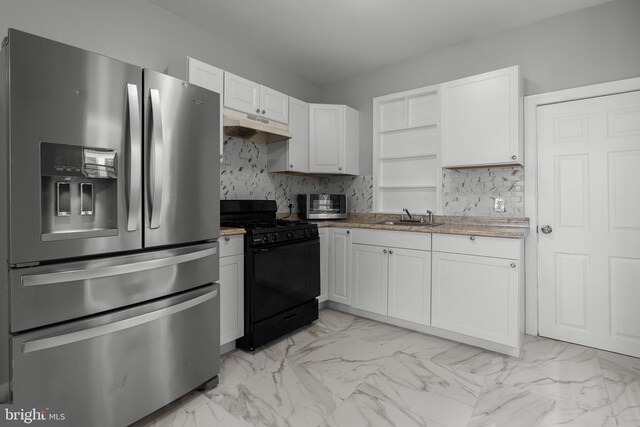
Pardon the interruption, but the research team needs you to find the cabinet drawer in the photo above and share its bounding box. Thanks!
[12,285,219,426]
[351,229,431,251]
[432,234,520,259]
[220,235,244,257]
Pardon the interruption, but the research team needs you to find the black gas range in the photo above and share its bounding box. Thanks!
[221,200,320,351]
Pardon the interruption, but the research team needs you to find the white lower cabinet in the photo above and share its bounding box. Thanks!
[431,252,518,346]
[328,228,352,305]
[431,234,522,349]
[325,228,524,356]
[219,236,244,346]
[318,228,329,303]
[350,229,432,320]
[352,244,388,315]
[388,247,431,325]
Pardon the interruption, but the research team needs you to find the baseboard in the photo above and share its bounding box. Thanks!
[324,301,522,358]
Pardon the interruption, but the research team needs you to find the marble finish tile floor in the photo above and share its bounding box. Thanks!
[133,309,640,427]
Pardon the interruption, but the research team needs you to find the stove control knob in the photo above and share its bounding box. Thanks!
[262,235,269,243]
[287,232,294,239]
[271,233,278,241]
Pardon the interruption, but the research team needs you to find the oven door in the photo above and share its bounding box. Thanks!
[249,238,320,323]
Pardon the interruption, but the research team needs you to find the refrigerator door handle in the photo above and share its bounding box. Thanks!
[149,88,165,229]
[126,83,142,231]
[20,246,217,287]
[21,289,218,354]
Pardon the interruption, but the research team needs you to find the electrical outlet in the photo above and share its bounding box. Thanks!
[493,197,505,212]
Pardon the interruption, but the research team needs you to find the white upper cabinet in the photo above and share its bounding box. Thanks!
[440,66,522,168]
[224,72,259,115]
[309,104,359,175]
[187,57,224,160]
[224,71,288,124]
[267,97,309,173]
[259,85,289,124]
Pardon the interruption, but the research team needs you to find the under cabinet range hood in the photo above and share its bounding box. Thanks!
[223,108,292,143]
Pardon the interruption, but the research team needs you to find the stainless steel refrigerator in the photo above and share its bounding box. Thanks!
[0,29,221,426]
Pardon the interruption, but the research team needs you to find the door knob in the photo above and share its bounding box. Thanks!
[541,225,553,234]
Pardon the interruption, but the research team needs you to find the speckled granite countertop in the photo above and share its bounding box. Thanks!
[220,227,245,236]
[221,214,529,239]
[315,213,528,239]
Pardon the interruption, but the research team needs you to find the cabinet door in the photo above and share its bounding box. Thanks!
[441,66,521,167]
[388,248,431,325]
[219,254,244,345]
[319,228,329,303]
[224,72,259,115]
[352,244,388,315]
[431,252,518,346]
[187,57,224,160]
[287,97,309,172]
[328,228,351,305]
[309,104,344,173]
[344,106,360,175]
[260,85,289,124]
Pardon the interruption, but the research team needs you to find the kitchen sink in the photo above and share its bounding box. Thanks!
[375,220,443,227]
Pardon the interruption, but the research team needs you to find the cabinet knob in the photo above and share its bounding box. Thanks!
[290,164,293,168]
[383,249,388,254]
[346,230,350,235]
[511,155,517,160]
[338,167,343,171]
[510,263,516,268]
[261,109,266,114]
[470,236,475,241]
[541,225,553,234]
[225,236,231,242]
[256,108,260,113]
[389,249,393,254]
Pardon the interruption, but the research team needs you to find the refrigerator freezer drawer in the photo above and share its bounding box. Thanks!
[11,284,220,427]
[10,242,218,332]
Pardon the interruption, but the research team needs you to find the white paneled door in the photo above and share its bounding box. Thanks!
[538,91,640,357]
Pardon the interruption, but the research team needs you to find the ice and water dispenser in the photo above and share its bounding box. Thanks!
[40,142,118,241]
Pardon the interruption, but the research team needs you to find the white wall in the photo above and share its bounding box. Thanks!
[320,0,640,175]
[0,0,321,102]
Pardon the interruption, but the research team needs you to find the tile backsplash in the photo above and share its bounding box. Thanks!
[221,137,523,217]
[441,167,524,217]
[220,137,372,213]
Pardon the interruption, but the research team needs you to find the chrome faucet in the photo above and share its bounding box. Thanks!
[402,208,413,221]
[426,210,434,225]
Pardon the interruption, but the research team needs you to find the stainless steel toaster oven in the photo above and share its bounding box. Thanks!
[298,194,347,219]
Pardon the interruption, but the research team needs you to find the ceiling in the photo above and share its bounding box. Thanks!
[150,0,616,85]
